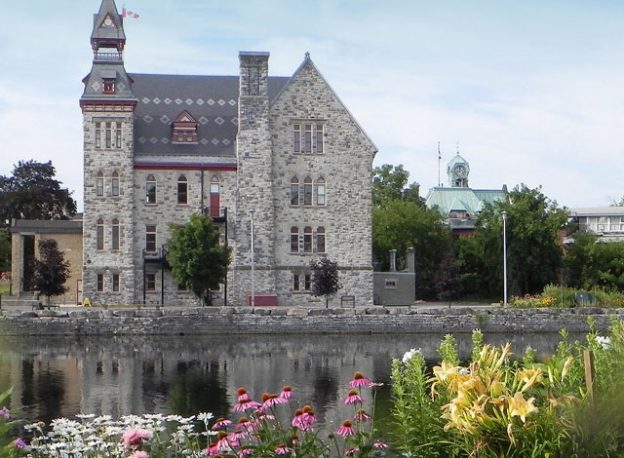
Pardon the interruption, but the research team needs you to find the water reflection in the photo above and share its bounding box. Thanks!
[0,332,583,428]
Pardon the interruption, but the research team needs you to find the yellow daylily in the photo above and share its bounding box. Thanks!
[517,368,543,391]
[509,392,538,423]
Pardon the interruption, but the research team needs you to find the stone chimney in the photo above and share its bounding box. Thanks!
[389,249,397,272]
[406,246,415,273]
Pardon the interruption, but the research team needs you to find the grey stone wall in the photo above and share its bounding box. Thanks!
[269,57,376,307]
[1,307,620,336]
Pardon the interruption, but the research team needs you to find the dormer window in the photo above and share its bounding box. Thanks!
[171,111,198,144]
[103,79,115,94]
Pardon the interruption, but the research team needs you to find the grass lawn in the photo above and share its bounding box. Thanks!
[0,284,10,295]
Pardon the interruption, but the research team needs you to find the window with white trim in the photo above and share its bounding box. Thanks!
[293,272,312,292]
[290,177,299,206]
[293,123,323,154]
[177,175,188,205]
[316,226,326,253]
[145,273,156,291]
[303,177,313,206]
[111,218,120,251]
[316,177,326,206]
[94,121,122,149]
[96,171,104,197]
[303,226,313,253]
[290,227,299,253]
[145,225,157,253]
[96,218,104,250]
[111,171,120,197]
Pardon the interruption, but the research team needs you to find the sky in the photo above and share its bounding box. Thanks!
[1,0,623,212]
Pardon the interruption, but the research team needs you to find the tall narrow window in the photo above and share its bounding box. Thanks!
[115,122,122,148]
[304,273,311,291]
[315,124,324,153]
[210,178,220,217]
[316,177,326,206]
[145,273,156,291]
[293,273,300,291]
[145,225,157,253]
[111,218,120,251]
[96,219,104,250]
[304,124,312,153]
[177,175,188,205]
[103,79,115,94]
[290,177,299,206]
[146,175,157,204]
[111,171,120,197]
[290,227,299,253]
[303,177,313,206]
[112,273,120,292]
[95,122,102,149]
[316,226,326,253]
[293,124,301,153]
[303,226,313,253]
[96,171,104,196]
[105,122,112,148]
[96,273,104,292]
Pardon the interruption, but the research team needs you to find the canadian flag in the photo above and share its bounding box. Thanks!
[121,7,140,19]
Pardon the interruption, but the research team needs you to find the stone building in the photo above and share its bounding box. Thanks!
[81,0,376,306]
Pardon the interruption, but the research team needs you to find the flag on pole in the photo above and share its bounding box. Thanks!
[122,6,140,19]
[438,141,441,160]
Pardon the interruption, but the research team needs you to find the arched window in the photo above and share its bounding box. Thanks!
[290,177,299,206]
[303,226,313,253]
[96,218,104,250]
[177,175,188,205]
[316,177,326,206]
[111,218,120,251]
[96,171,104,197]
[146,175,157,204]
[290,227,299,253]
[111,171,120,197]
[303,177,313,206]
[209,177,220,217]
[316,226,325,253]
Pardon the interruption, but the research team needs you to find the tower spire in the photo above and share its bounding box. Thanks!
[91,0,126,53]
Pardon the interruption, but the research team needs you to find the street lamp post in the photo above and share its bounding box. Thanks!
[250,211,255,307]
[502,210,508,306]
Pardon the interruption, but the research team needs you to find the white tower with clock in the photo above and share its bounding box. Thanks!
[447,153,470,188]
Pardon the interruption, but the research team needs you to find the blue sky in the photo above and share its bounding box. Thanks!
[1,0,623,211]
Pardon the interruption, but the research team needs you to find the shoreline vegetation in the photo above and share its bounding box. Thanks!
[3,320,624,456]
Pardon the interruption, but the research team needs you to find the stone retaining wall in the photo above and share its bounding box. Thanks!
[1,306,623,336]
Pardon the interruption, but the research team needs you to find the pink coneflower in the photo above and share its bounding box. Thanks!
[238,448,254,457]
[235,417,255,433]
[373,440,389,449]
[211,418,232,430]
[129,451,149,458]
[233,398,261,413]
[344,389,363,405]
[121,428,153,449]
[349,372,372,388]
[237,387,250,402]
[353,409,371,423]
[279,385,293,400]
[336,420,356,437]
[292,406,317,432]
[345,447,360,456]
[210,431,238,454]
[275,443,294,455]
[261,392,285,410]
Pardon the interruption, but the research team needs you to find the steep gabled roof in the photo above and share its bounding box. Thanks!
[91,0,126,48]
[272,53,378,154]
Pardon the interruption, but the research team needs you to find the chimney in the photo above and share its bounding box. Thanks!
[406,246,415,273]
[239,51,269,97]
[389,249,397,272]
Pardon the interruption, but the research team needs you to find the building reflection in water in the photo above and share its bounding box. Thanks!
[0,332,575,427]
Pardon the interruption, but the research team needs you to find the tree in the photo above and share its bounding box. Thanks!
[565,234,624,291]
[310,257,341,308]
[167,214,231,305]
[0,160,77,225]
[372,164,423,207]
[0,228,9,272]
[33,239,70,305]
[435,252,462,306]
[373,199,451,299]
[462,184,568,297]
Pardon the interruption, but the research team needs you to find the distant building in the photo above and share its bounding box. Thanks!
[569,207,624,242]
[425,152,507,235]
[373,248,416,306]
[9,219,83,304]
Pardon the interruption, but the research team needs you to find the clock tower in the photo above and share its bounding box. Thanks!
[447,152,470,188]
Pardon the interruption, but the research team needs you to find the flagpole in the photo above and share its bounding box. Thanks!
[437,141,441,187]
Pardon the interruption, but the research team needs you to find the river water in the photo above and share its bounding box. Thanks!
[0,332,581,430]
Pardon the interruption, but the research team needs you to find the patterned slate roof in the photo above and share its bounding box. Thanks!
[129,74,290,157]
[425,187,506,216]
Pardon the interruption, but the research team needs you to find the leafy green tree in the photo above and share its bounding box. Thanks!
[565,234,624,291]
[167,214,231,305]
[33,239,70,305]
[0,160,77,224]
[463,184,568,297]
[310,257,340,308]
[372,164,423,207]
[0,228,9,272]
[373,199,451,299]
